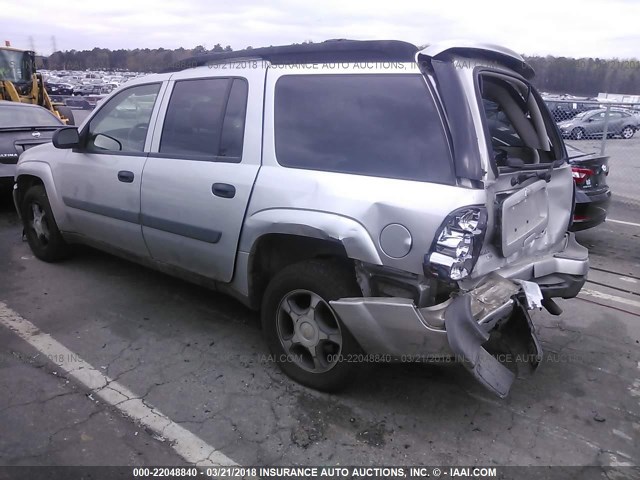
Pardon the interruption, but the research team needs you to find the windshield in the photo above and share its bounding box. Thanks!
[0,105,62,128]
[0,49,35,83]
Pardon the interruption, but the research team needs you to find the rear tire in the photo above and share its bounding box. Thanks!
[21,185,71,262]
[621,126,635,139]
[261,259,363,392]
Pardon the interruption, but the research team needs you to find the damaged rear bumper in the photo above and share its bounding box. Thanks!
[330,274,544,398]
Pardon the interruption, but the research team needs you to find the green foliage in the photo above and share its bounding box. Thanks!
[525,55,640,95]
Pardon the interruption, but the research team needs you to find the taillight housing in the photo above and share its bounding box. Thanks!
[424,206,488,281]
[571,167,594,186]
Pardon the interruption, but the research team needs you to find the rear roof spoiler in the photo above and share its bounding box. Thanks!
[417,41,535,79]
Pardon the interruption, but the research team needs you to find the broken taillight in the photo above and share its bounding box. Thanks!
[424,207,488,281]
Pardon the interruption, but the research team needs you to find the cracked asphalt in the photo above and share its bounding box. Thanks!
[0,187,639,470]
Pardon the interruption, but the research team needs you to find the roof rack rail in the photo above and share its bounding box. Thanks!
[163,40,419,72]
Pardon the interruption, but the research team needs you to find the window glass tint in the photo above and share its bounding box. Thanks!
[274,74,453,183]
[88,83,160,153]
[0,105,62,128]
[160,78,229,157]
[219,79,248,158]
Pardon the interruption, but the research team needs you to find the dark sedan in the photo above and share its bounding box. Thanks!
[0,101,64,188]
[566,144,611,231]
[45,82,75,96]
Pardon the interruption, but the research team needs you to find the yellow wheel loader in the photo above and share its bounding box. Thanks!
[0,46,74,125]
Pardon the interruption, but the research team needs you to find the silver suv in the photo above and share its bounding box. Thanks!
[13,40,588,398]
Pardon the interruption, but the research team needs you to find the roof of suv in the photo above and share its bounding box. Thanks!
[164,40,419,72]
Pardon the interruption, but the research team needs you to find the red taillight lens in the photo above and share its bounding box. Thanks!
[571,167,594,185]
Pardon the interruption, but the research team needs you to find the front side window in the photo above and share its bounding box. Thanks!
[274,74,453,183]
[87,83,161,153]
[159,78,248,160]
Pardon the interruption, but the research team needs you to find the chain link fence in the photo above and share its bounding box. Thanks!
[544,98,640,215]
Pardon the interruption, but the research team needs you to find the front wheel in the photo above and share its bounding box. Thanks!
[21,185,71,262]
[261,260,363,392]
[571,128,585,140]
[621,126,635,139]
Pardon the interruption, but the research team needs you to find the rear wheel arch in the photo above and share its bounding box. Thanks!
[247,233,358,309]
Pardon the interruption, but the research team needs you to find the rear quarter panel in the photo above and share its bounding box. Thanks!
[243,64,486,275]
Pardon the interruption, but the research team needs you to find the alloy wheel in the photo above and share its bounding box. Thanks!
[276,289,343,373]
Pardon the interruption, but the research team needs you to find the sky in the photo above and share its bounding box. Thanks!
[2,0,639,59]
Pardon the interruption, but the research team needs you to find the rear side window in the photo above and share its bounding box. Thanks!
[274,74,453,183]
[160,78,248,161]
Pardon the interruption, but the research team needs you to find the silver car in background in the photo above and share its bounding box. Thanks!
[13,40,588,398]
[558,107,639,139]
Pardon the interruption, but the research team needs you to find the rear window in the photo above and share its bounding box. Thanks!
[274,74,453,183]
[0,105,62,128]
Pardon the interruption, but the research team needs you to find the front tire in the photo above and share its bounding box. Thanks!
[21,185,71,262]
[261,260,363,392]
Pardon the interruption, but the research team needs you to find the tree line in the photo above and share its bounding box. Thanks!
[40,45,640,96]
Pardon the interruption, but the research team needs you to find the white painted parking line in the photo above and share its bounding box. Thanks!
[0,302,236,467]
[620,276,638,284]
[607,218,640,228]
[579,289,640,310]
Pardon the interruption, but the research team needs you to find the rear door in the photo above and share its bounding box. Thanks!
[607,111,625,134]
[141,66,265,282]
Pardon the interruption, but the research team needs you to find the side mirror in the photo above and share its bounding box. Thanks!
[52,127,80,149]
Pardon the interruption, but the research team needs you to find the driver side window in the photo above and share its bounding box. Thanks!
[87,83,161,153]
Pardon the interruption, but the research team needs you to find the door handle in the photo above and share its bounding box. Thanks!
[118,170,134,183]
[212,183,236,198]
